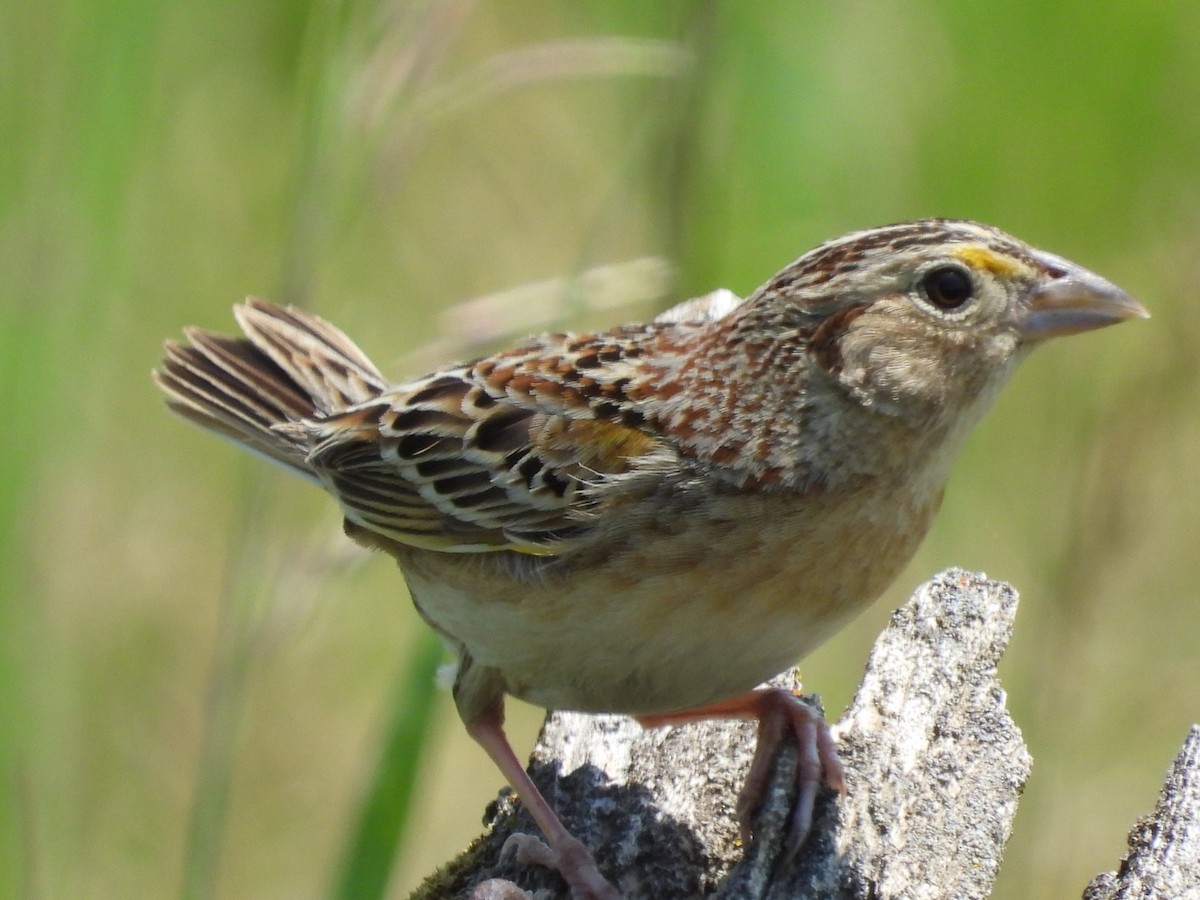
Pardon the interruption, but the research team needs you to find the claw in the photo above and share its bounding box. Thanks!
[498,832,621,900]
[467,704,622,899]
[735,689,843,859]
[500,832,559,869]
[638,685,843,859]
[470,877,536,900]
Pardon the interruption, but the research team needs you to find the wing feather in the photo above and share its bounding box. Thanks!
[158,298,681,555]
[303,343,668,554]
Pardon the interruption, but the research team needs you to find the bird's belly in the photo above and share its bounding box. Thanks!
[401,483,939,716]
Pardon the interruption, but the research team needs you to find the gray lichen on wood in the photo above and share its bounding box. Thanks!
[412,570,1033,898]
[1085,725,1200,900]
[724,569,1032,899]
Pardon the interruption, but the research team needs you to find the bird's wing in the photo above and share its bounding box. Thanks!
[298,328,672,556]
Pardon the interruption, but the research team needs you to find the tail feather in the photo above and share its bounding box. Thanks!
[153,299,388,482]
[234,298,387,413]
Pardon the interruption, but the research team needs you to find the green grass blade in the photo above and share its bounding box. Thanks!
[333,632,444,900]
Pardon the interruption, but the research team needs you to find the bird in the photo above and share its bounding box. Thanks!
[153,219,1146,899]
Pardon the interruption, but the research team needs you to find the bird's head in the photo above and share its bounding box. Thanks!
[744,219,1147,428]
[649,219,1145,489]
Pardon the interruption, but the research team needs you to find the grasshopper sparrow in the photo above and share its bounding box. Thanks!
[155,219,1146,899]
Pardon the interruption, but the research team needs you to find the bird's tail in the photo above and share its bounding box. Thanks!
[153,298,388,482]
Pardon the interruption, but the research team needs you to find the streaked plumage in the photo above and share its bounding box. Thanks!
[155,219,1146,898]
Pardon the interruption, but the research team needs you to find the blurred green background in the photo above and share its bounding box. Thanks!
[3,1,1197,897]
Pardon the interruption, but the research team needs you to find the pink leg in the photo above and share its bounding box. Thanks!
[467,707,621,900]
[637,687,844,859]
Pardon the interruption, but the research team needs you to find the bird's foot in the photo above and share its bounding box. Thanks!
[469,876,538,899]
[736,687,844,859]
[500,832,622,900]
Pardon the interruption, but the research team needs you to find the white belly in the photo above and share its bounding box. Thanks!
[401,480,937,715]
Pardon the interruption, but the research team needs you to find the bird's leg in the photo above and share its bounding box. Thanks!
[457,658,620,900]
[636,687,844,859]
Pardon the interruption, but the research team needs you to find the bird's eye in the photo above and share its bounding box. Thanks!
[921,266,974,310]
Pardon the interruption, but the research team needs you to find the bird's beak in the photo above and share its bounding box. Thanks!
[1020,250,1149,341]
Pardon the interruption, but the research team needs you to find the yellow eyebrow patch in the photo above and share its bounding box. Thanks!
[952,245,1022,277]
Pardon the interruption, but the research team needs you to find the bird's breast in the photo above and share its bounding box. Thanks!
[397,471,942,716]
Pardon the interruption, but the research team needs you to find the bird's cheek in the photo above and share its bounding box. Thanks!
[839,340,946,415]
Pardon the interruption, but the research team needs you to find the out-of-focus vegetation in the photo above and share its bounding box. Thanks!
[2,1,1197,897]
